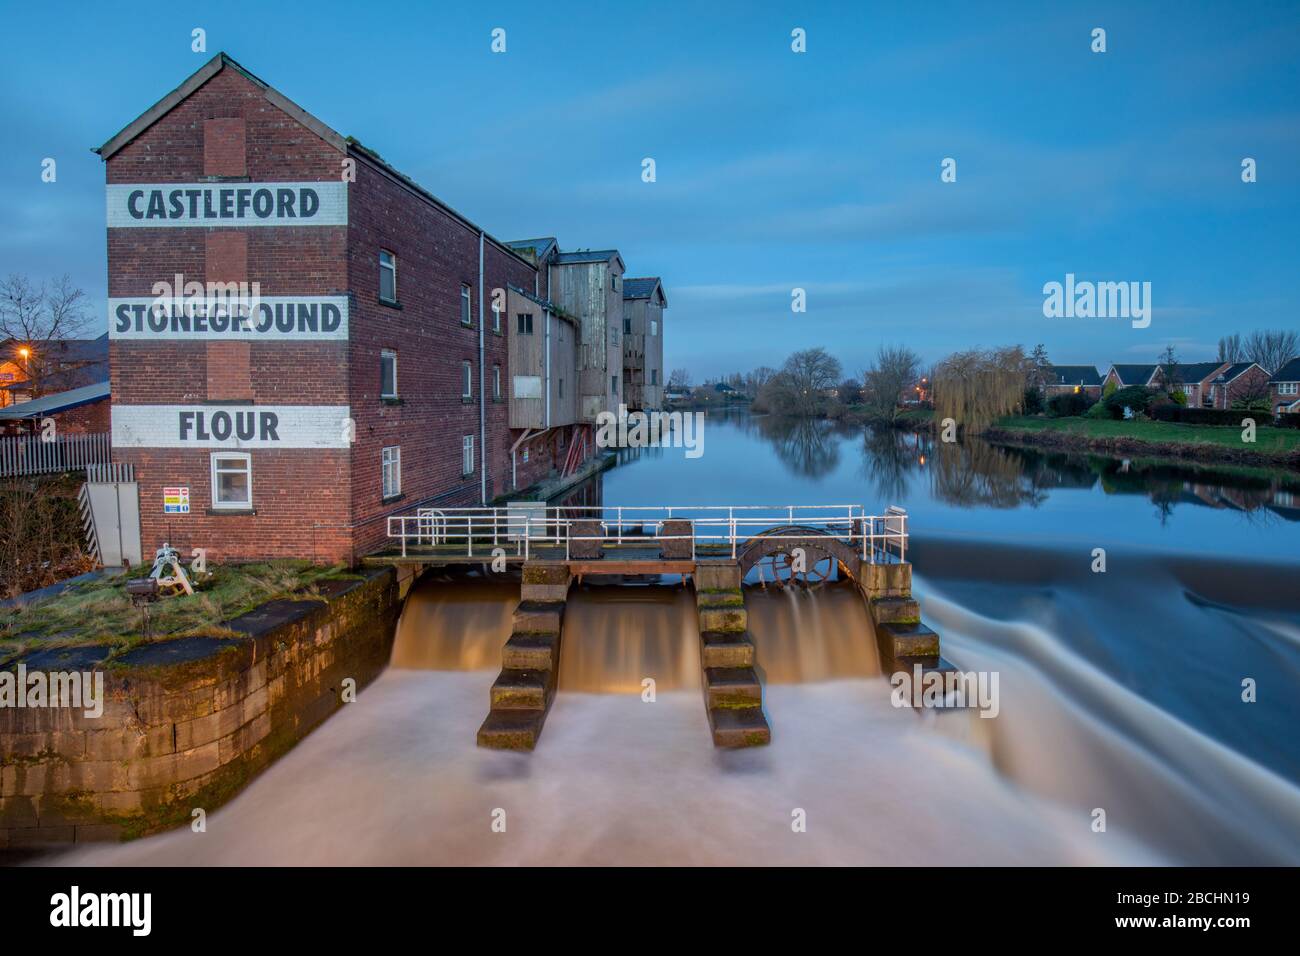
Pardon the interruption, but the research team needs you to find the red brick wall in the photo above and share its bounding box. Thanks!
[52,397,110,434]
[107,66,352,563]
[345,159,536,556]
[1211,366,1271,409]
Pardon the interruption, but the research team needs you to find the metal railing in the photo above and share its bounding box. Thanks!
[387,503,908,564]
[0,432,111,478]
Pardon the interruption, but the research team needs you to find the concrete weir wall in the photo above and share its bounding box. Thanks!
[0,567,400,847]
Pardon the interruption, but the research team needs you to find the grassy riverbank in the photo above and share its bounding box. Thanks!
[0,560,359,658]
[987,415,1300,468]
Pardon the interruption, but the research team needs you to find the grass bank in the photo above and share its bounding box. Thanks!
[0,560,360,660]
[986,415,1300,469]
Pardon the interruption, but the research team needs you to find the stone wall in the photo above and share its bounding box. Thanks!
[0,566,399,847]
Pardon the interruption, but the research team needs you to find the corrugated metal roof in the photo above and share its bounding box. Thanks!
[0,381,109,420]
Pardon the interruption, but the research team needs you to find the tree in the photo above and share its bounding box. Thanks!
[836,377,862,406]
[743,366,777,399]
[1217,334,1245,364]
[862,344,921,422]
[762,348,842,416]
[668,368,691,389]
[1027,343,1051,390]
[1245,329,1299,375]
[0,274,92,398]
[1159,344,1183,393]
[932,346,1031,431]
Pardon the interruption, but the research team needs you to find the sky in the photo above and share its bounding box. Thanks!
[1,0,1298,381]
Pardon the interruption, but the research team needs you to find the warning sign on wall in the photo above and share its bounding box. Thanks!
[163,486,190,514]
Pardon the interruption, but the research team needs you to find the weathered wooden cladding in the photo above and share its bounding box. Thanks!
[506,287,579,431]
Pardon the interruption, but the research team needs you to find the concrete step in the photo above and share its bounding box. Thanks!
[696,588,744,609]
[707,705,771,747]
[490,668,551,710]
[520,583,569,602]
[521,562,570,586]
[704,666,763,708]
[870,596,921,625]
[879,621,940,659]
[700,631,755,668]
[503,631,560,671]
[477,709,547,750]
[513,600,564,634]
[895,654,960,678]
[698,605,747,633]
[694,562,742,590]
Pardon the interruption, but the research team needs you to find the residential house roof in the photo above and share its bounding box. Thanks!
[1045,365,1101,387]
[3,360,108,394]
[1269,358,1300,383]
[505,237,558,264]
[1212,362,1261,384]
[0,381,109,420]
[1107,364,1160,386]
[1174,361,1230,384]
[94,53,533,270]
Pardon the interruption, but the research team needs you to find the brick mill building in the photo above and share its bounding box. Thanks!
[98,53,666,564]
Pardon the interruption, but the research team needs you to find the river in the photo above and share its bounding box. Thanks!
[43,411,1300,865]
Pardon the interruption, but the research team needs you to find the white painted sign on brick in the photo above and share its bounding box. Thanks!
[113,405,352,449]
[109,296,349,341]
[106,182,347,227]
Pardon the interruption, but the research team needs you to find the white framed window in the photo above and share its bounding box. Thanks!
[382,446,401,499]
[493,364,502,401]
[1280,383,1299,396]
[462,360,473,399]
[650,319,658,336]
[379,250,397,302]
[461,284,473,326]
[462,435,474,475]
[211,452,252,510]
[517,312,534,334]
[380,349,397,398]
[492,300,502,333]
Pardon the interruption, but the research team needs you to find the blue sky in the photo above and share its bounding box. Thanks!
[2,0,1298,380]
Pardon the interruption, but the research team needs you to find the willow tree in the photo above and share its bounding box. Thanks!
[932,346,1031,432]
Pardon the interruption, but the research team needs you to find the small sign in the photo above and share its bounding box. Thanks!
[163,486,190,514]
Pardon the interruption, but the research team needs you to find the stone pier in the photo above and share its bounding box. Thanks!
[694,561,771,747]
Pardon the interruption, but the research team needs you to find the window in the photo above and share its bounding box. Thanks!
[517,312,534,335]
[624,317,632,334]
[492,300,502,334]
[380,349,397,398]
[611,274,619,291]
[1281,383,1299,396]
[651,369,658,386]
[461,361,473,400]
[493,364,502,401]
[382,446,401,499]
[611,374,619,395]
[650,319,658,336]
[379,250,397,303]
[462,435,474,475]
[211,453,251,510]
[558,377,564,399]
[461,284,472,326]
[522,447,530,463]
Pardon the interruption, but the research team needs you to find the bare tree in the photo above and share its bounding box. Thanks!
[0,274,92,398]
[1027,343,1051,390]
[1217,333,1245,364]
[763,348,842,416]
[862,344,921,422]
[743,365,777,399]
[1159,344,1182,392]
[1245,329,1299,375]
[668,368,691,389]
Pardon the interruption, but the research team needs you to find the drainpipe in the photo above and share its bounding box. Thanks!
[545,308,552,428]
[479,232,486,505]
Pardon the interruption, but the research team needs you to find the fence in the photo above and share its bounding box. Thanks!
[387,503,909,564]
[0,432,111,478]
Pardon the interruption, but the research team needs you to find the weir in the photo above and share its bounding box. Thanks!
[369,503,956,749]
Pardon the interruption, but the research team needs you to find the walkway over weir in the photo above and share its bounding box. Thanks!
[366,503,908,578]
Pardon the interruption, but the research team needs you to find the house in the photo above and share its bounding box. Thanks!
[1166,361,1230,407]
[621,277,667,411]
[1042,365,1102,399]
[1102,364,1162,391]
[0,380,110,436]
[1268,358,1300,415]
[1204,362,1270,410]
[1,334,108,404]
[97,52,597,563]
